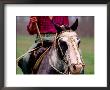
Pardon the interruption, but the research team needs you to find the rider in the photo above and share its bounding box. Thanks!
[27,16,69,44]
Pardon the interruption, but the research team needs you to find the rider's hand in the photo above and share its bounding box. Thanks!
[30,16,37,23]
[27,16,38,34]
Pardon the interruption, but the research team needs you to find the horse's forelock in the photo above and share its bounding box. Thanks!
[58,32,79,45]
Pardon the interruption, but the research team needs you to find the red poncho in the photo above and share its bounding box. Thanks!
[27,16,69,35]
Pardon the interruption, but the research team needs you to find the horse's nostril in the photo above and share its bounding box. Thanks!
[73,65,76,70]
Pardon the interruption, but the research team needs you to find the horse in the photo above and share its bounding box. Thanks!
[18,19,85,74]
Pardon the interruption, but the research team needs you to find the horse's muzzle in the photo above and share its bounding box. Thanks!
[69,64,84,74]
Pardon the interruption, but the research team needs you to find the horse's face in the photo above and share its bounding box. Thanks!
[54,18,84,74]
[58,31,83,74]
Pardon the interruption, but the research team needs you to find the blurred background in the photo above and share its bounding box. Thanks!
[16,16,94,74]
[16,16,94,37]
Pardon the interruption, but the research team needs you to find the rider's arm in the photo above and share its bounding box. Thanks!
[27,16,38,35]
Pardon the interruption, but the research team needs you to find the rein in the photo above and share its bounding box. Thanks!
[32,46,51,73]
[57,39,68,64]
[36,23,43,46]
[16,46,40,66]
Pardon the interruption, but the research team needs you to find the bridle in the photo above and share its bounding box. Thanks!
[57,38,68,63]
[56,30,85,74]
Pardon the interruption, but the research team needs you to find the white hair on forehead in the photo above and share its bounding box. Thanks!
[59,31,78,43]
[60,31,77,37]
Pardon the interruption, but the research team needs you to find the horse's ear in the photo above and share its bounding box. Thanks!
[52,21,63,34]
[70,18,78,31]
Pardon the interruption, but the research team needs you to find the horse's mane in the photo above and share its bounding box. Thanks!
[35,40,53,48]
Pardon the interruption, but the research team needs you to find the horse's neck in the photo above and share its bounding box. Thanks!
[48,46,67,73]
[48,47,58,65]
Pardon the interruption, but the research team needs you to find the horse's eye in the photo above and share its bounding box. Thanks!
[76,37,79,40]
[76,37,80,43]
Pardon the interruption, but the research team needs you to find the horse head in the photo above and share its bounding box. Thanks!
[53,19,85,74]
